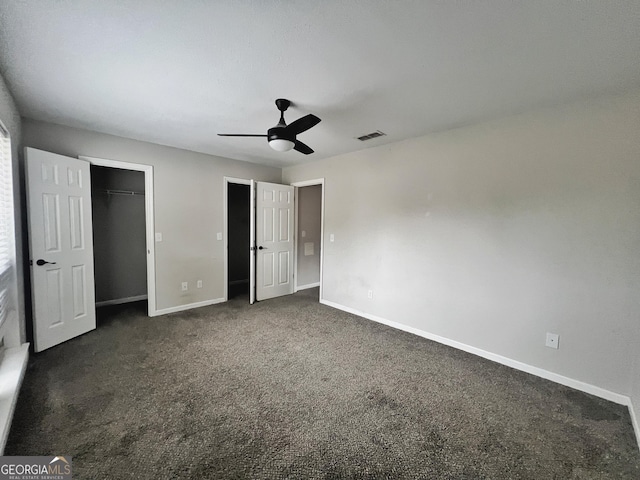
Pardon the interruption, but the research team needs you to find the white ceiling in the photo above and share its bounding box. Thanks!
[1,1,639,168]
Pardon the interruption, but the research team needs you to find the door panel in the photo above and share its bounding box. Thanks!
[263,252,274,287]
[42,193,61,251]
[71,264,87,317]
[278,251,288,284]
[69,196,85,249]
[26,148,96,352]
[45,268,63,325]
[256,181,294,301]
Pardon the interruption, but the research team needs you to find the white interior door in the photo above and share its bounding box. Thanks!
[25,148,96,352]
[256,181,294,301]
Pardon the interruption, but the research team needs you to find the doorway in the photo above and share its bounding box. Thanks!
[91,166,147,307]
[81,156,157,316]
[227,183,250,299]
[224,177,324,304]
[292,179,324,301]
[224,177,252,302]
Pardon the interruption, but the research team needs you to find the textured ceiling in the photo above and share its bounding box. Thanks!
[1,1,639,168]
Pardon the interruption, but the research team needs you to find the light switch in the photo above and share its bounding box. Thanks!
[217,232,222,241]
[155,232,163,242]
[302,230,306,238]
[330,234,335,242]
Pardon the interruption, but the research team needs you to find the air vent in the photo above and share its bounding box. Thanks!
[356,130,386,141]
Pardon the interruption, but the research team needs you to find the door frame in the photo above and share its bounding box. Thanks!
[223,177,253,303]
[291,179,325,301]
[79,156,157,316]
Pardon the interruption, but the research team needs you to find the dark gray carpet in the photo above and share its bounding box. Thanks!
[7,288,640,479]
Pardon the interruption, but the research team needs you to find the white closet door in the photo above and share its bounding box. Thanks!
[25,148,96,352]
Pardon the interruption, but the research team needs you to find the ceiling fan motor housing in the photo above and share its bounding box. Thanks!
[268,126,294,142]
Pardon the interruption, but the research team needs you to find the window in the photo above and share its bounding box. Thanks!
[0,122,15,333]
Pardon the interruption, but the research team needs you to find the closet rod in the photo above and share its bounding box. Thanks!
[99,189,145,196]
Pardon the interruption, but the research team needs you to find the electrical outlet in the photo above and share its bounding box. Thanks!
[217,232,222,241]
[181,282,188,291]
[367,290,373,299]
[545,332,559,349]
[197,280,202,289]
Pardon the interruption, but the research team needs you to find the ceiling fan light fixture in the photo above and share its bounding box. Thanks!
[269,138,295,152]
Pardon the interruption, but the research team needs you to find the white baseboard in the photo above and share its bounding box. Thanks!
[152,297,226,316]
[96,295,148,307]
[296,282,320,291]
[629,398,640,452]
[0,343,29,455]
[320,299,631,407]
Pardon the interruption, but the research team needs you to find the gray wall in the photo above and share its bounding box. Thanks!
[296,185,322,287]
[91,166,147,303]
[0,72,24,344]
[284,88,640,415]
[22,119,281,311]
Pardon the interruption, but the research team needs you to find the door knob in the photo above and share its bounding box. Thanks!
[36,259,57,266]
[258,246,266,250]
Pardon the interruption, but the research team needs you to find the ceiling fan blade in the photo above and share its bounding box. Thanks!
[293,140,314,155]
[285,114,321,136]
[217,134,267,137]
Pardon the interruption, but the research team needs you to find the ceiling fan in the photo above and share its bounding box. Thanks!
[218,99,321,154]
